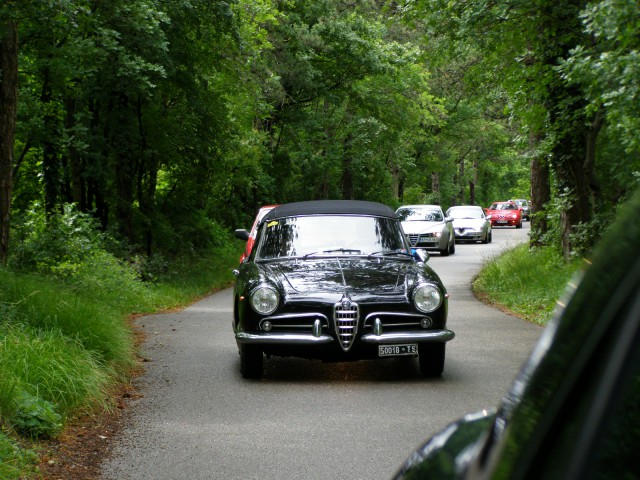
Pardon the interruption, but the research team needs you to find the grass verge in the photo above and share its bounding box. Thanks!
[472,243,583,325]
[0,244,242,478]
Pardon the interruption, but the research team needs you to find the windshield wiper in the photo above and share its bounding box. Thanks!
[302,248,362,260]
[367,251,412,259]
[323,248,362,254]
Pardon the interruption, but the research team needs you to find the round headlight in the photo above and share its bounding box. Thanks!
[413,284,442,313]
[250,286,279,315]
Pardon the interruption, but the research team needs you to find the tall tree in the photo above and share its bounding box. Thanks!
[409,0,608,256]
[0,7,18,265]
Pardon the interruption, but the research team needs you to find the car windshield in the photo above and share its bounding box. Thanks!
[255,215,408,259]
[490,203,517,210]
[396,208,443,222]
[448,208,484,219]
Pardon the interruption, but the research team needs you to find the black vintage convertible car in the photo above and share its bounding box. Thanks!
[233,200,454,379]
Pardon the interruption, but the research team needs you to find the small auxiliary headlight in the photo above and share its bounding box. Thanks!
[250,286,279,315]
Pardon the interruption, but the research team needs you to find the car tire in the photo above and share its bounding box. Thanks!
[449,240,455,255]
[240,343,263,379]
[488,231,492,243]
[418,343,445,377]
[516,221,522,229]
[440,244,450,256]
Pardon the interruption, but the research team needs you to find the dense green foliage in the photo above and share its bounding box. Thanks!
[0,0,534,266]
[0,206,239,470]
[0,0,638,475]
[1,0,636,263]
[406,0,640,256]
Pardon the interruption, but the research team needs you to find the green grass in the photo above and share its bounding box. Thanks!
[473,243,583,325]
[0,242,242,477]
[0,430,39,479]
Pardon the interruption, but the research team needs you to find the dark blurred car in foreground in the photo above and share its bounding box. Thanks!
[394,189,640,480]
[445,206,492,244]
[235,205,277,263]
[508,198,531,220]
[396,204,455,256]
[232,200,454,379]
[486,201,523,229]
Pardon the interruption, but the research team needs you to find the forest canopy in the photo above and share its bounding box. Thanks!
[1,0,638,265]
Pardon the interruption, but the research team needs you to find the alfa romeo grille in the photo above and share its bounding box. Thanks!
[407,234,420,246]
[334,298,359,352]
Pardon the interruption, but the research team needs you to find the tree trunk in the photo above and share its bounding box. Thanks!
[341,133,354,200]
[0,19,18,266]
[469,158,478,205]
[457,158,465,204]
[111,93,135,243]
[529,130,550,248]
[555,138,592,259]
[431,171,440,203]
[40,69,61,215]
[66,97,86,209]
[390,162,401,201]
[530,156,550,247]
[136,95,156,257]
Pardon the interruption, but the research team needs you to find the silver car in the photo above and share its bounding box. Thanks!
[446,205,492,243]
[509,198,531,220]
[396,205,455,256]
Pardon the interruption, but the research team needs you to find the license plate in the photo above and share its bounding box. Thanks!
[496,220,508,224]
[424,238,438,243]
[379,344,418,357]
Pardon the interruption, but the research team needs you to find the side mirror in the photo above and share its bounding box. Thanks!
[412,248,430,263]
[445,216,453,223]
[234,229,250,241]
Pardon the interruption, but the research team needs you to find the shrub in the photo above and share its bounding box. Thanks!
[10,203,109,275]
[11,391,62,439]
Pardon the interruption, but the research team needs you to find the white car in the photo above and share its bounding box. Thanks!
[396,205,455,256]
[445,205,492,244]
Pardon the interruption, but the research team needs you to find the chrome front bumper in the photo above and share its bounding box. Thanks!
[235,329,455,345]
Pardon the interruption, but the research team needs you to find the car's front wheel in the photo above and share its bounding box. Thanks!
[418,343,445,377]
[239,343,263,379]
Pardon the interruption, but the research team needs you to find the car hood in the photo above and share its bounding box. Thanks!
[487,209,518,215]
[259,258,426,296]
[401,221,445,234]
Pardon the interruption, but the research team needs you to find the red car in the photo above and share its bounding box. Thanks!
[235,205,277,263]
[485,201,523,228]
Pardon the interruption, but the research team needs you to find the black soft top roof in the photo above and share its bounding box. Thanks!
[262,200,397,223]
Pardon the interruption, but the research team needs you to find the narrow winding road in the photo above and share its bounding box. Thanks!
[101,224,541,480]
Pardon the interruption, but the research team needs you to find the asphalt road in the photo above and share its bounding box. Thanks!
[101,223,541,480]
